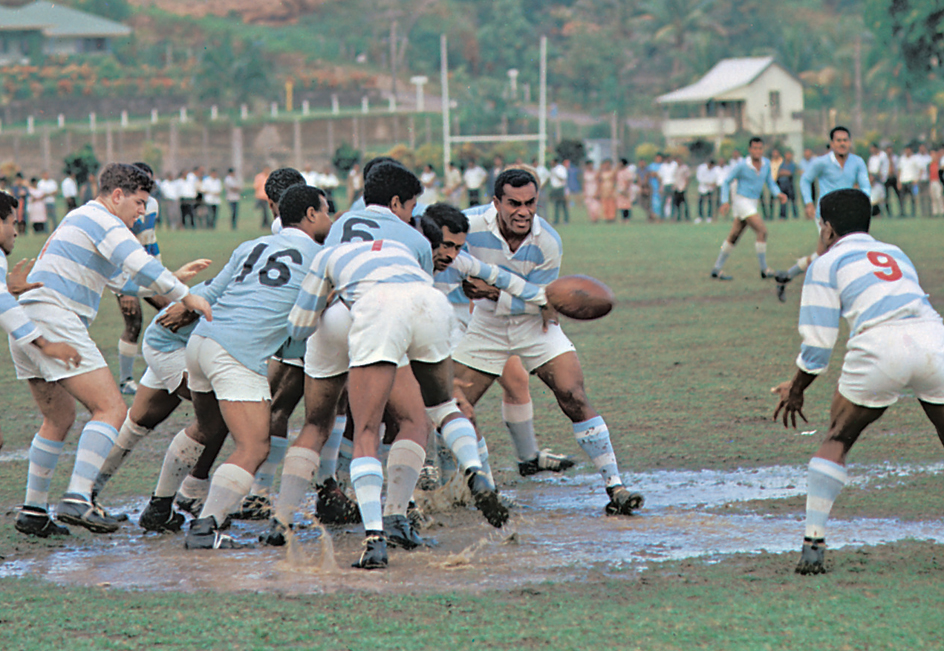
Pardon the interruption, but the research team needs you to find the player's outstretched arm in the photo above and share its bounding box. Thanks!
[180,293,212,322]
[771,369,817,428]
[7,259,42,296]
[174,258,213,282]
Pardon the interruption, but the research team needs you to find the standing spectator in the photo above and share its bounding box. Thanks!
[254,165,271,227]
[61,171,78,212]
[531,157,551,218]
[224,168,241,230]
[37,171,58,230]
[346,162,363,207]
[867,143,890,217]
[160,171,181,230]
[444,161,463,207]
[419,163,439,205]
[81,172,97,206]
[178,169,197,228]
[916,144,933,217]
[647,155,663,220]
[463,160,487,207]
[696,159,717,223]
[486,155,504,197]
[767,149,783,220]
[12,173,28,233]
[897,146,920,218]
[672,156,691,221]
[657,153,678,220]
[930,146,944,218]
[320,166,340,213]
[883,145,901,217]
[582,160,601,223]
[777,150,799,219]
[301,163,318,187]
[27,177,48,234]
[202,168,222,229]
[636,159,653,221]
[549,158,569,224]
[616,158,636,221]
[566,157,581,209]
[797,148,816,211]
[598,159,618,223]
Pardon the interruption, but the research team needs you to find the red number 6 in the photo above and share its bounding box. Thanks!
[867,251,902,281]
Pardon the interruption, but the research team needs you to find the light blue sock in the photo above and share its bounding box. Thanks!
[350,457,384,533]
[574,416,622,489]
[442,417,481,474]
[316,415,346,485]
[25,434,65,509]
[251,435,289,495]
[756,242,768,271]
[805,457,848,539]
[66,421,120,500]
[477,438,495,490]
[337,437,353,484]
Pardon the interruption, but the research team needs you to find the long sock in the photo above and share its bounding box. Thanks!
[274,447,319,524]
[502,401,539,462]
[477,437,496,490]
[337,437,353,484]
[755,241,768,271]
[804,457,848,539]
[316,415,346,485]
[787,253,818,280]
[66,421,119,499]
[574,416,622,489]
[383,440,424,516]
[250,435,289,496]
[350,456,384,533]
[25,434,65,509]
[118,339,137,383]
[712,240,733,272]
[93,416,151,496]
[178,475,209,502]
[442,417,482,473]
[154,429,205,498]
[199,463,254,525]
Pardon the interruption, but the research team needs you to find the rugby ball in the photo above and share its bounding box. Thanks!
[545,275,614,320]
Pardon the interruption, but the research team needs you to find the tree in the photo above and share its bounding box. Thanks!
[62,145,99,183]
[864,0,944,95]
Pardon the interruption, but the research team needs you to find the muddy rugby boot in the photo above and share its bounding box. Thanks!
[383,514,438,550]
[15,506,70,538]
[259,518,291,547]
[230,494,271,521]
[518,449,576,477]
[466,469,509,528]
[710,270,733,281]
[604,485,644,516]
[174,493,204,518]
[56,493,121,533]
[352,532,388,570]
[139,495,185,533]
[316,478,361,525]
[185,516,250,550]
[795,537,827,575]
[90,490,129,523]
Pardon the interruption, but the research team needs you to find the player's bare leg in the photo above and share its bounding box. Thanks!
[117,295,143,395]
[710,219,747,280]
[797,390,886,575]
[532,351,643,516]
[499,356,575,477]
[742,214,774,278]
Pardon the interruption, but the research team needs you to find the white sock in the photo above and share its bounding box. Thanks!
[351,457,384,533]
[199,463,254,525]
[316,415,346,485]
[502,401,539,462]
[442,417,481,474]
[574,416,622,489]
[383,439,425,516]
[250,435,289,495]
[118,339,138,383]
[178,475,210,501]
[477,438,496,490]
[154,429,205,498]
[93,416,150,496]
[804,457,848,540]
[274,447,320,524]
[25,434,64,510]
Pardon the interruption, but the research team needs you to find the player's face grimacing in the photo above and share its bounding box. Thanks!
[433,226,467,272]
[0,212,16,255]
[495,182,538,239]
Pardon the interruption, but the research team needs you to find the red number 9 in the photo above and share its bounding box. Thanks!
[867,251,902,281]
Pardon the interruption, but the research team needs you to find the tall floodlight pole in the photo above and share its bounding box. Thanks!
[441,34,451,173]
[539,35,547,168]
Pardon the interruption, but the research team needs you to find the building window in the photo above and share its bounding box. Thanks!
[769,91,781,119]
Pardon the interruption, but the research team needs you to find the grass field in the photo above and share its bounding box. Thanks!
[2,201,944,649]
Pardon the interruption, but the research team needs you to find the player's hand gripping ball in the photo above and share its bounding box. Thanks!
[545,275,614,320]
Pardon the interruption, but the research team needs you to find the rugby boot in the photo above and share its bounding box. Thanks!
[383,514,438,550]
[518,449,576,477]
[761,268,777,280]
[417,463,441,491]
[316,477,361,525]
[15,506,70,538]
[604,485,644,516]
[174,493,204,518]
[90,490,129,523]
[774,271,791,303]
[466,469,509,528]
[184,516,250,550]
[259,517,291,547]
[139,495,185,533]
[795,537,827,575]
[56,492,121,533]
[119,379,138,396]
[351,532,388,570]
[230,494,271,521]
[710,270,733,281]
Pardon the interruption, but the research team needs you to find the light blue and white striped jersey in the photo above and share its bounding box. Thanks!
[433,249,546,308]
[800,152,871,212]
[432,202,494,307]
[192,228,320,375]
[461,204,561,316]
[288,238,432,342]
[0,251,40,345]
[796,232,940,374]
[131,196,161,260]
[19,200,188,327]
[720,157,780,203]
[348,196,427,218]
[325,205,433,275]
[142,280,217,353]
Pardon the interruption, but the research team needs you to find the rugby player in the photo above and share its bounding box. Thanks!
[772,189,944,575]
[710,137,786,281]
[10,163,212,536]
[452,168,644,517]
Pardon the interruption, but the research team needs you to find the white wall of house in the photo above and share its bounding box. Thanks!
[716,65,804,154]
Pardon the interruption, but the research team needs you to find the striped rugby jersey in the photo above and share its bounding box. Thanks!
[797,232,940,374]
[288,238,432,342]
[20,200,188,327]
[325,205,433,275]
[192,228,320,375]
[460,204,561,316]
[142,280,216,354]
[720,157,780,203]
[433,249,546,308]
[0,250,40,345]
[130,196,161,260]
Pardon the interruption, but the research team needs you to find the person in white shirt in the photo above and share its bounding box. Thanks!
[696,160,717,223]
[896,146,921,217]
[61,172,78,212]
[658,155,678,220]
[463,162,487,207]
[201,168,222,229]
[867,143,890,214]
[223,168,241,230]
[444,161,463,207]
[177,170,196,228]
[549,158,569,224]
[160,173,181,230]
[37,171,59,230]
[301,163,319,188]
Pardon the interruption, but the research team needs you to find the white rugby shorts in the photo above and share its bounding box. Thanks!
[731,194,760,221]
[304,301,354,379]
[140,341,187,393]
[10,303,107,382]
[185,334,271,402]
[452,308,576,376]
[348,283,457,367]
[839,318,944,408]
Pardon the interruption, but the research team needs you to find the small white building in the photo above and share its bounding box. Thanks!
[656,57,804,156]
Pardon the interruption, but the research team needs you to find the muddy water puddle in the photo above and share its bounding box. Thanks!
[2,462,943,594]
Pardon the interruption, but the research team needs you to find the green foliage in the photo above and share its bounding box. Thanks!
[635,142,660,161]
[194,33,277,107]
[332,143,361,174]
[73,0,132,22]
[140,141,163,177]
[556,139,585,163]
[864,0,944,94]
[62,144,99,181]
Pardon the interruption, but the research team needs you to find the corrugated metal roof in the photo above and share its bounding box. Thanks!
[1,1,131,38]
[657,57,776,105]
[0,4,52,30]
